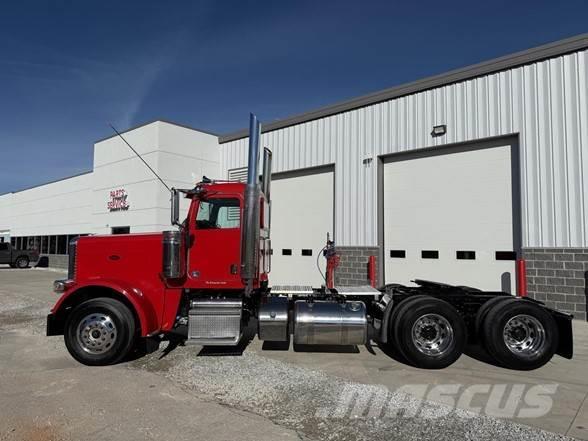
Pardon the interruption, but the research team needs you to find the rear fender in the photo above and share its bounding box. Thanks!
[50,279,160,337]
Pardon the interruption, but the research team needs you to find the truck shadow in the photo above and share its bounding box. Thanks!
[292,343,360,353]
[462,344,502,367]
[127,323,503,369]
[196,322,257,357]
[376,341,502,368]
[375,341,409,364]
[261,335,363,353]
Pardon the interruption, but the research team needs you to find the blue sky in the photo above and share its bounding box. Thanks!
[1,0,587,193]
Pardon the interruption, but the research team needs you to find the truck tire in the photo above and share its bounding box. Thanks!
[64,297,137,366]
[393,297,466,369]
[386,295,428,352]
[381,295,428,360]
[15,256,29,268]
[481,299,558,370]
[474,296,514,342]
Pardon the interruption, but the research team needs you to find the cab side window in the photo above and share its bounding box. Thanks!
[196,198,240,229]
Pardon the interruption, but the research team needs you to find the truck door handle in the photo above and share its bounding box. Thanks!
[230,264,238,275]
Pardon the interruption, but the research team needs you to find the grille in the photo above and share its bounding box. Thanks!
[67,238,78,280]
[228,167,248,182]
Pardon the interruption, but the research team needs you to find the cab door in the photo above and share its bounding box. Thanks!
[187,196,243,289]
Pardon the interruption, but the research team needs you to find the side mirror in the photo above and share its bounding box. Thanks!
[171,188,180,226]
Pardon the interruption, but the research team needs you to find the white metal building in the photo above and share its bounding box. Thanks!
[1,34,587,318]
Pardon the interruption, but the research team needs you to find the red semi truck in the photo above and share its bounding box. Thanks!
[47,114,573,370]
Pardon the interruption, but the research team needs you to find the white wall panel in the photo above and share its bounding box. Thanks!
[0,193,13,235]
[221,49,588,248]
[1,173,92,237]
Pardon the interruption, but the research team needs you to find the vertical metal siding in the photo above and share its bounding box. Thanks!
[221,49,588,248]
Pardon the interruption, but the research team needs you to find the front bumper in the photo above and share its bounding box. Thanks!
[46,313,64,336]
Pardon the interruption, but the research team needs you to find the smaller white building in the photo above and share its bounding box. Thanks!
[0,120,221,256]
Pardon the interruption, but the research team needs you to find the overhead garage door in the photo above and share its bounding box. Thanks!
[270,169,334,287]
[383,140,518,292]
[229,167,334,287]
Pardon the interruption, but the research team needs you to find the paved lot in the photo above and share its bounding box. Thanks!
[1,266,587,440]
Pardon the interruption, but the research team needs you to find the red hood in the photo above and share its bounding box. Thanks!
[75,233,164,285]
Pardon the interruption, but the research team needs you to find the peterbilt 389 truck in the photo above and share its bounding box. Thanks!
[47,114,573,370]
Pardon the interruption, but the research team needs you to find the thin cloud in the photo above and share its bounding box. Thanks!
[107,29,191,129]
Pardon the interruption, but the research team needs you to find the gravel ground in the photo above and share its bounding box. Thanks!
[0,267,578,441]
[0,267,63,334]
[130,340,572,441]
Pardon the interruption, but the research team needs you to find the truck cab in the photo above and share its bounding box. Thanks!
[181,181,270,290]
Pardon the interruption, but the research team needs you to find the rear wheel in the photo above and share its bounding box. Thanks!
[15,256,29,268]
[64,297,137,366]
[475,296,514,342]
[482,299,558,370]
[393,297,466,369]
[383,295,428,359]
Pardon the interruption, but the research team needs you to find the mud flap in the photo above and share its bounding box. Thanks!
[46,313,64,336]
[552,310,573,359]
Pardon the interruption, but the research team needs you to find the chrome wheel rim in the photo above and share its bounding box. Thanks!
[17,259,27,268]
[76,313,117,354]
[503,314,545,358]
[411,313,454,357]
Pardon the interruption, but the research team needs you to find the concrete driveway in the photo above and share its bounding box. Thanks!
[1,266,586,440]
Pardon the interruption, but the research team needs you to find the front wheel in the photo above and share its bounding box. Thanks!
[15,256,29,268]
[393,297,466,369]
[64,297,137,366]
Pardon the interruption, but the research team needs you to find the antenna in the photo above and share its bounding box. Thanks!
[109,123,172,192]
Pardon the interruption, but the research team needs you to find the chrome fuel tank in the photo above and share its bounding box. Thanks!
[294,300,367,346]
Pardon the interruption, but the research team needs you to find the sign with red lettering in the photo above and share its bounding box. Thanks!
[107,189,130,211]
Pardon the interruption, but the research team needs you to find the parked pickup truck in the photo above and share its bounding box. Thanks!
[0,243,39,268]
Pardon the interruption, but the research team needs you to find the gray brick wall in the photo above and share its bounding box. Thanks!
[334,246,379,286]
[523,248,588,321]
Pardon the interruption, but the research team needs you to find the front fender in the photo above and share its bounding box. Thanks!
[50,279,161,337]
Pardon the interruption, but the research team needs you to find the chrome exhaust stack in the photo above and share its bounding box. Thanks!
[240,113,262,295]
[261,147,272,203]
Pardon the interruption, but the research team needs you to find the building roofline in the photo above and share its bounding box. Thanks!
[95,119,220,144]
[219,32,588,143]
[0,170,93,196]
